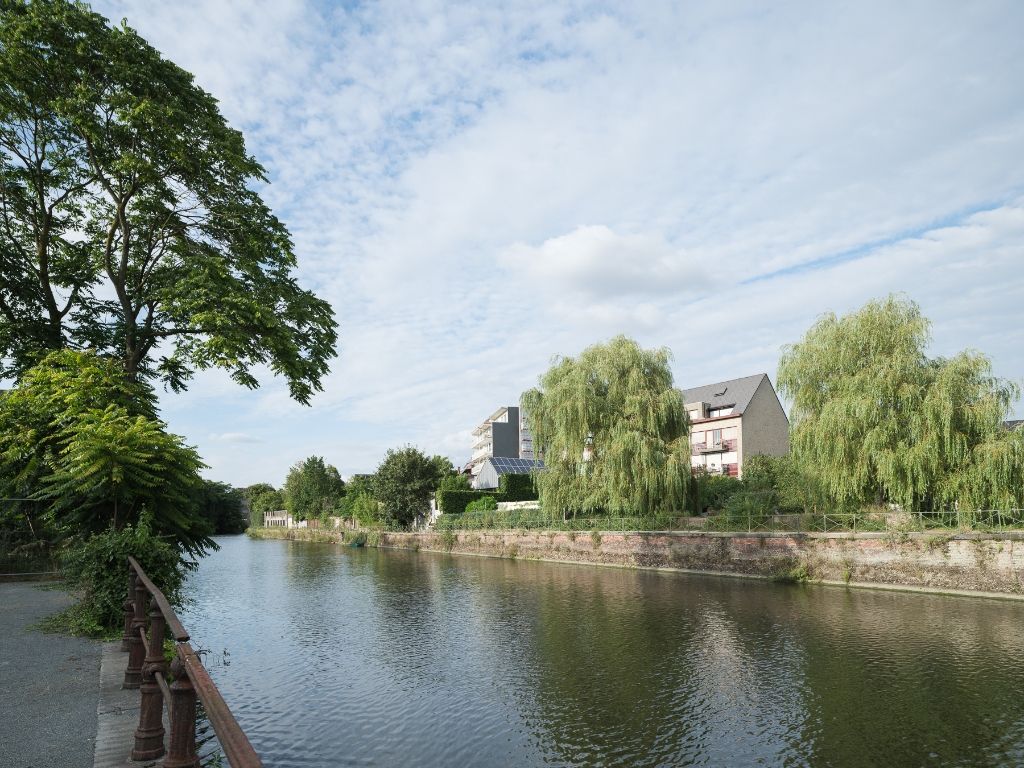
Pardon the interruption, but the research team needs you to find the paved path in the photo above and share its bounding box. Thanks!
[0,582,102,768]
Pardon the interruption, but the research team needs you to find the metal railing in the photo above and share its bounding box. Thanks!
[435,509,1024,535]
[122,556,261,767]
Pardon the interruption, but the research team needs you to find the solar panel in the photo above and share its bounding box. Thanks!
[488,456,544,474]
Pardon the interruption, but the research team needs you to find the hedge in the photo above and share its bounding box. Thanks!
[436,489,491,516]
[437,474,539,515]
[497,473,538,501]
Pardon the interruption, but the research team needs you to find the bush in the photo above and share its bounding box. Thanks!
[698,474,743,512]
[436,489,490,515]
[465,495,498,514]
[498,473,538,501]
[58,519,191,635]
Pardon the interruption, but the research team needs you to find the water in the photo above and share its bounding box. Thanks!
[182,536,1024,767]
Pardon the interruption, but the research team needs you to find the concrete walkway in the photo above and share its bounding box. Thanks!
[0,582,102,768]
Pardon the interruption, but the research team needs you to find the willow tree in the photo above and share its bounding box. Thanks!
[778,295,1023,511]
[521,335,690,518]
[0,0,336,402]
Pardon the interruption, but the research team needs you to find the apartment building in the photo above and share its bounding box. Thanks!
[468,405,534,476]
[683,373,789,478]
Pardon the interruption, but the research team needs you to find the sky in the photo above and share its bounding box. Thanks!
[92,0,1024,488]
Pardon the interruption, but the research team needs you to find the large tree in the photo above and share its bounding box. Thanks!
[0,0,336,402]
[521,335,691,517]
[283,456,345,521]
[372,446,445,528]
[778,295,1023,511]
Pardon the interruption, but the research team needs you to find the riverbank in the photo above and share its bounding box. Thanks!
[249,526,1024,599]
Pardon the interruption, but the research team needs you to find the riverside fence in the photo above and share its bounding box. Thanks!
[435,508,1024,534]
[122,556,261,767]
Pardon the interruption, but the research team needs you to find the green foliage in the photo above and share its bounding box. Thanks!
[465,495,498,514]
[498,473,538,501]
[439,529,457,552]
[60,518,189,634]
[373,446,445,528]
[437,473,472,492]
[521,335,690,517]
[283,456,345,521]
[436,489,490,516]
[0,350,213,555]
[341,493,380,526]
[250,489,285,527]
[189,480,245,535]
[696,473,743,512]
[779,295,1023,510]
[0,0,336,401]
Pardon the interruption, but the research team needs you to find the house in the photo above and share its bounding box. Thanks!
[683,373,789,478]
[467,405,534,476]
[472,456,544,491]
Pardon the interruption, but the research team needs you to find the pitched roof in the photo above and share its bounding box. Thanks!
[1005,420,1024,431]
[682,373,768,417]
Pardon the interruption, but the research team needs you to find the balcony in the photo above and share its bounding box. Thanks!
[691,438,737,455]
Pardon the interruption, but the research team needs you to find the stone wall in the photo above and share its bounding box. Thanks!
[249,527,1024,598]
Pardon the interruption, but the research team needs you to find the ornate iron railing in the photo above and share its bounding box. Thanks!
[121,556,262,767]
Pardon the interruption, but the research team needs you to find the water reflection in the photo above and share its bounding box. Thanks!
[183,537,1024,768]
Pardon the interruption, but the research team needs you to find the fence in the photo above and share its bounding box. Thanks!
[435,509,1024,534]
[122,556,261,767]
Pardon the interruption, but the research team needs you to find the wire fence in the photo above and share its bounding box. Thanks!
[433,508,1024,534]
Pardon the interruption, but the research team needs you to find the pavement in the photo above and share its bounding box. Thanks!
[0,582,103,768]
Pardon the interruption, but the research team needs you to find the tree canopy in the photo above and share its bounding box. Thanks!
[373,446,446,527]
[0,349,213,553]
[0,0,336,402]
[778,295,1023,511]
[283,456,345,521]
[521,335,691,517]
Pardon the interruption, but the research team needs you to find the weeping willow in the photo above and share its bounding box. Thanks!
[778,295,1023,511]
[520,335,690,518]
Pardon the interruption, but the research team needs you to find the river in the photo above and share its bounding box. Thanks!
[181,535,1024,767]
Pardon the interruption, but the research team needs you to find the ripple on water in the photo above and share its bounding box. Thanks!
[182,537,1024,768]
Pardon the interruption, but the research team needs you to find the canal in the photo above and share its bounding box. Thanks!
[183,535,1024,767]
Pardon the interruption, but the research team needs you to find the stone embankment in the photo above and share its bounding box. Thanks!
[250,527,1024,599]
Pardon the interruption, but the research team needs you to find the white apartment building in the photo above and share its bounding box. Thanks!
[468,405,534,476]
[683,374,789,479]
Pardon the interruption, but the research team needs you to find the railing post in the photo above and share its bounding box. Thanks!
[164,655,199,768]
[133,596,167,760]
[123,567,147,689]
[121,568,137,652]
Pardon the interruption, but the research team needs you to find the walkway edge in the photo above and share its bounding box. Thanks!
[93,642,160,768]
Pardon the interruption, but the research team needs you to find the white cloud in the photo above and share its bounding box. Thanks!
[86,0,1024,486]
[503,225,708,299]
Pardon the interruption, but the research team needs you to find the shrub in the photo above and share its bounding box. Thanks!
[465,495,498,514]
[498,473,538,501]
[436,489,490,516]
[58,519,190,635]
[699,474,743,512]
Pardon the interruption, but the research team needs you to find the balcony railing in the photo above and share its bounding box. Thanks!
[691,438,737,455]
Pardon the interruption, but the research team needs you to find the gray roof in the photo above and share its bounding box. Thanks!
[1005,420,1024,431]
[682,373,768,417]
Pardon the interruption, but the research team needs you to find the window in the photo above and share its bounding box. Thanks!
[712,429,722,447]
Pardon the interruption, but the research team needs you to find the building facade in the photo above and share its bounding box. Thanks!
[683,373,789,478]
[468,405,534,475]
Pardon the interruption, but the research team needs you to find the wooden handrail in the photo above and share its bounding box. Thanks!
[122,557,263,767]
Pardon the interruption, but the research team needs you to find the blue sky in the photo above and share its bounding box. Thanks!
[94,0,1024,487]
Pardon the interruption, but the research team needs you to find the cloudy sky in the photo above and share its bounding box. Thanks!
[94,0,1024,488]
